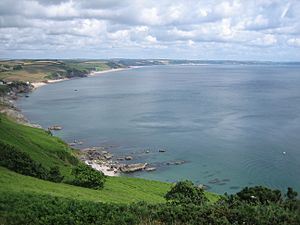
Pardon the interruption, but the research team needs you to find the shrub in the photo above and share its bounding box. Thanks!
[12,65,23,70]
[71,163,106,189]
[165,180,207,205]
[0,141,49,180]
[48,166,64,183]
[235,186,282,204]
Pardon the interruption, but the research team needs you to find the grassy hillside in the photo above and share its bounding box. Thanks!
[0,114,78,178]
[0,167,172,204]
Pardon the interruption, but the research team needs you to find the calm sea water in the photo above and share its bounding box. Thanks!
[17,65,300,194]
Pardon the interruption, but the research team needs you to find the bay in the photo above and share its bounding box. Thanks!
[17,64,300,194]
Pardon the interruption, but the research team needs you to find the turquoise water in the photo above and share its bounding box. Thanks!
[18,65,300,194]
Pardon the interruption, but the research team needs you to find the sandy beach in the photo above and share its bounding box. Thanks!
[32,78,69,89]
[89,67,129,76]
[31,68,129,89]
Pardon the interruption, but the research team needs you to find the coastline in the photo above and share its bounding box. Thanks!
[31,67,130,89]
[2,66,134,177]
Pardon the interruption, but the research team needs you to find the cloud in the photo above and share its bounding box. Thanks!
[287,38,300,47]
[0,0,300,60]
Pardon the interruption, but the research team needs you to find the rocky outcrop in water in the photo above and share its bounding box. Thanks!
[119,163,147,173]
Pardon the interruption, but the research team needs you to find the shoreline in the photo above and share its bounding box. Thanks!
[2,66,139,177]
[32,67,130,89]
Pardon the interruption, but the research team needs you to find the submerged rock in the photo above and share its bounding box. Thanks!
[125,156,133,160]
[145,167,156,172]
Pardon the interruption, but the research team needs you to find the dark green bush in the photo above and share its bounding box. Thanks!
[165,180,207,205]
[12,65,23,70]
[0,141,65,183]
[0,141,49,180]
[48,166,64,183]
[71,163,106,189]
[234,186,282,204]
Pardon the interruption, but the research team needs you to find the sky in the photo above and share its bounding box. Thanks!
[0,0,300,61]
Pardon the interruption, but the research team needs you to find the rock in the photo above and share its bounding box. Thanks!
[125,156,133,160]
[120,163,147,173]
[48,125,62,130]
[145,150,150,153]
[69,143,76,146]
[145,167,156,172]
[104,153,113,160]
[174,161,184,165]
[165,160,186,166]
[158,149,166,152]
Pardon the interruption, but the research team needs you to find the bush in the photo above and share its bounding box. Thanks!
[165,180,207,205]
[12,65,23,70]
[71,164,106,189]
[48,166,64,183]
[0,141,49,180]
[0,141,64,183]
[235,186,282,204]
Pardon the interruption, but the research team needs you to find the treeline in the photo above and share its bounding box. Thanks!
[0,81,33,96]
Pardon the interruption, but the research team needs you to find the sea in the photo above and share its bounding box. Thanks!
[17,64,300,194]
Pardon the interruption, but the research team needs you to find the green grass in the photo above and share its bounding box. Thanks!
[0,114,78,178]
[0,167,219,204]
[0,167,171,204]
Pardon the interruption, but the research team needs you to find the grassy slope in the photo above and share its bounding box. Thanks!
[0,114,219,203]
[0,114,77,178]
[0,167,171,204]
[0,167,219,204]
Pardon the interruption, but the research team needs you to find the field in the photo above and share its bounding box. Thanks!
[0,60,123,82]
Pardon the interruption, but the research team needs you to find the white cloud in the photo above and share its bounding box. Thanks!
[287,38,300,47]
[0,0,300,60]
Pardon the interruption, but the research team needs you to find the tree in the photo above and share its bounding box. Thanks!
[72,164,106,189]
[235,186,282,204]
[287,187,298,200]
[165,180,207,205]
[13,65,23,70]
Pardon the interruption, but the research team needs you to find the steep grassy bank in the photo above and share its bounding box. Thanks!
[0,114,78,178]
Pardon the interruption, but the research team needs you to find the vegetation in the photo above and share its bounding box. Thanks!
[0,60,124,82]
[165,180,207,205]
[0,177,299,225]
[0,114,79,179]
[0,141,50,180]
[71,164,106,189]
[0,167,172,204]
